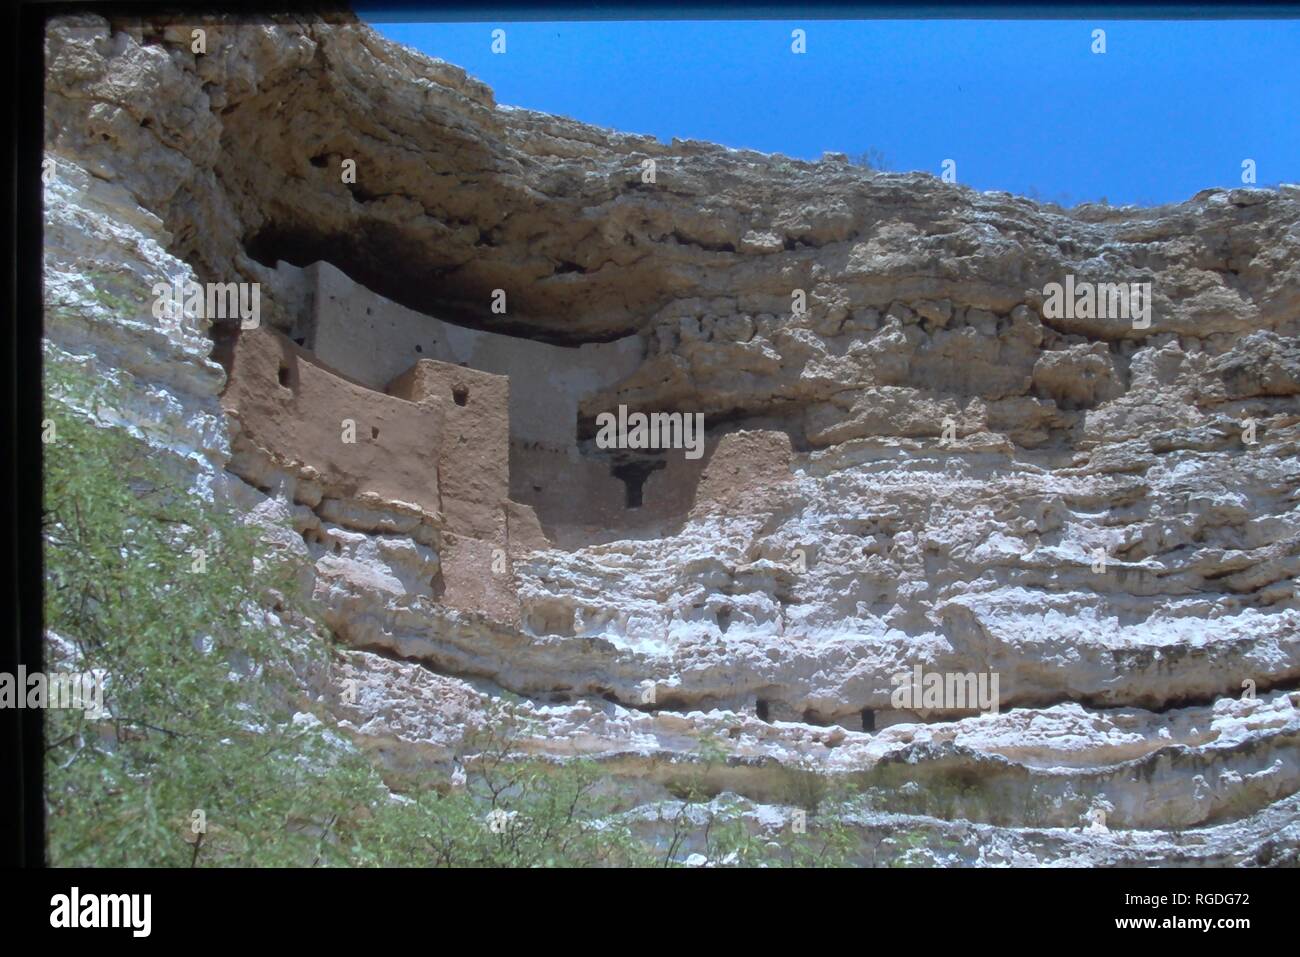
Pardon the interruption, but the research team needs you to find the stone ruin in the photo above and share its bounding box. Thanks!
[216,259,799,629]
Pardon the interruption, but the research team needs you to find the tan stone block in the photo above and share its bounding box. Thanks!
[693,430,793,515]
[437,533,519,627]
[389,361,510,542]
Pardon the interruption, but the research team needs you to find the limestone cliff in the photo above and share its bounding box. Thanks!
[42,12,1300,866]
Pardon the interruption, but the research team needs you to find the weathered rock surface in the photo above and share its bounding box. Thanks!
[42,12,1300,866]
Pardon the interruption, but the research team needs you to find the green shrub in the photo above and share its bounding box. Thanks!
[43,348,381,865]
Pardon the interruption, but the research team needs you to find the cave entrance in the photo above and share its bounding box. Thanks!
[244,224,634,346]
[236,238,736,550]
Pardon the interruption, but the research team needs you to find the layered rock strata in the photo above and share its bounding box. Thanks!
[42,13,1300,865]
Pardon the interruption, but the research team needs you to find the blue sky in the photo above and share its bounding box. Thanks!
[363,17,1300,207]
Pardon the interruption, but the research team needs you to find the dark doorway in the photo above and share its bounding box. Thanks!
[610,459,665,509]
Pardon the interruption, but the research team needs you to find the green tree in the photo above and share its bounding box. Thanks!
[43,347,379,866]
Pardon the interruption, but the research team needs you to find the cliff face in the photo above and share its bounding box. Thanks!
[43,13,1300,865]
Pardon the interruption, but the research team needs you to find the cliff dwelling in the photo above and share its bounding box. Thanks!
[37,12,1300,870]
[218,258,787,546]
[214,257,799,636]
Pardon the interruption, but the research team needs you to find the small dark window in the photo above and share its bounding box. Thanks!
[452,386,468,406]
[415,344,422,353]
[755,699,770,722]
[371,426,380,440]
[610,460,664,510]
[861,708,876,732]
[802,708,828,727]
[278,362,291,388]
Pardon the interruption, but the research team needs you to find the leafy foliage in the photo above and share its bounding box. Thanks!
[44,350,378,865]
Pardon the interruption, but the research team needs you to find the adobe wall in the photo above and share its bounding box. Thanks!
[387,360,509,544]
[256,260,797,549]
[510,430,794,547]
[690,430,795,517]
[218,325,448,517]
[217,326,525,625]
[305,260,643,451]
[509,444,706,547]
